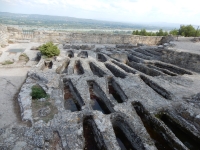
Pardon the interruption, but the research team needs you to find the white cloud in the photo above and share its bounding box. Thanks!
[1,0,200,24]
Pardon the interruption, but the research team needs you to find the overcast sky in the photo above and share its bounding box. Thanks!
[0,0,200,25]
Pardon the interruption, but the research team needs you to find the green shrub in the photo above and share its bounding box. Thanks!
[39,42,60,58]
[31,85,47,99]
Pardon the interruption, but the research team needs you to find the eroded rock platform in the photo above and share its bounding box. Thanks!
[1,43,200,150]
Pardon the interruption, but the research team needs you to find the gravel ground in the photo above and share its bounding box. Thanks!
[170,37,200,54]
[0,42,40,63]
[0,67,30,128]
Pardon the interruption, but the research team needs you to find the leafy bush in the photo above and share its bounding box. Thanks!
[31,85,47,99]
[39,42,60,58]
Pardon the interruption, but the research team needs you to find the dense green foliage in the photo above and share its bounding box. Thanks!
[169,25,200,36]
[39,42,60,57]
[179,25,200,37]
[31,85,47,99]
[133,25,200,37]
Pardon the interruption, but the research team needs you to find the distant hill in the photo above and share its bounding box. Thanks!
[0,12,177,31]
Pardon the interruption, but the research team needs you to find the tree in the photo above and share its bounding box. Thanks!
[164,31,168,36]
[156,29,167,36]
[179,25,196,37]
[147,32,152,36]
[169,29,178,35]
[140,29,148,36]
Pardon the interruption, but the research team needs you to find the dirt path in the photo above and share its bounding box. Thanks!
[0,67,30,128]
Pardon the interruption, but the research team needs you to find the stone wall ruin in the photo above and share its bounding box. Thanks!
[0,25,162,45]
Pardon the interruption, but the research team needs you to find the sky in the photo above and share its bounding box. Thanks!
[0,0,200,25]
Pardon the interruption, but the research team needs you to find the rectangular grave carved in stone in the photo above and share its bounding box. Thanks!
[63,80,85,111]
[74,60,84,75]
[78,51,88,58]
[67,50,74,58]
[111,113,145,150]
[83,116,107,150]
[112,61,136,75]
[154,62,192,75]
[87,81,114,114]
[158,113,200,150]
[128,61,163,76]
[89,62,106,77]
[140,75,172,100]
[97,53,107,62]
[108,78,127,103]
[56,60,70,74]
[133,102,180,150]
[105,63,127,78]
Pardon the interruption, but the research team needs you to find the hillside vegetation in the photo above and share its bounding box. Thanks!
[132,25,200,37]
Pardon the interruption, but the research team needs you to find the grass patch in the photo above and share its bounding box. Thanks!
[44,101,51,107]
[1,60,14,65]
[31,85,57,123]
[32,98,58,123]
[31,85,47,99]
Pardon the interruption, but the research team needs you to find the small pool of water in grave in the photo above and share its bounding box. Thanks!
[64,99,79,112]
[90,90,110,114]
[7,49,25,53]
[88,82,111,114]
[108,81,123,103]
[64,84,80,112]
